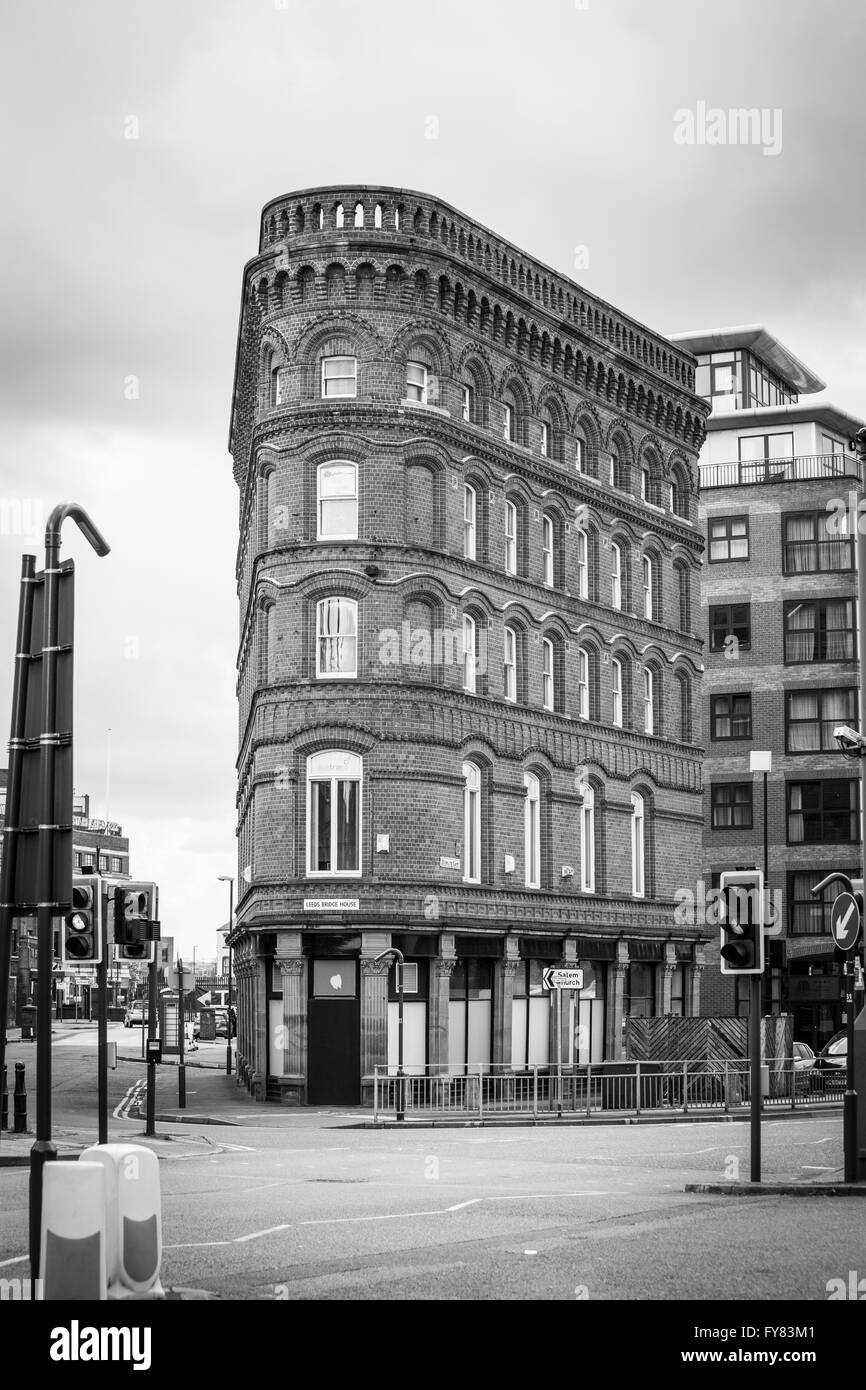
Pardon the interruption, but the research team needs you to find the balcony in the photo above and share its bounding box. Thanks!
[700,452,861,491]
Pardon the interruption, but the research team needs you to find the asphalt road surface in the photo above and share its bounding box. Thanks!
[0,1030,855,1301]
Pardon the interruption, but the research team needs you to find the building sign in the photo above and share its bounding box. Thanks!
[303,899,359,911]
[439,856,460,869]
[73,814,123,836]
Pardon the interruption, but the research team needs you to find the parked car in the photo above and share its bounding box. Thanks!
[792,1041,816,1073]
[124,1000,149,1027]
[792,1041,816,1092]
[815,1031,847,1074]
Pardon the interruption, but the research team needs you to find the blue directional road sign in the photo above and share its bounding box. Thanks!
[830,893,862,952]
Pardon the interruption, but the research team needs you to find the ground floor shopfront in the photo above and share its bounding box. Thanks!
[232,928,705,1105]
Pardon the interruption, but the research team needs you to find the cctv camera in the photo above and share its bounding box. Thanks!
[834,725,866,757]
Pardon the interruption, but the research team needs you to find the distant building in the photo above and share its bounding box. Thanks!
[670,326,864,1051]
[1,773,136,1018]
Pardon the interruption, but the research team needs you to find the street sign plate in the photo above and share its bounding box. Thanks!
[830,892,861,952]
[542,967,584,991]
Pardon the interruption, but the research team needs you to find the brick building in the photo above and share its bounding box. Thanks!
[1,776,132,1020]
[229,186,709,1104]
[670,326,864,1049]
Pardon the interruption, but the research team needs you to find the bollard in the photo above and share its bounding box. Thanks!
[1,1064,7,1130]
[39,1161,107,1300]
[13,1061,27,1133]
[80,1144,164,1297]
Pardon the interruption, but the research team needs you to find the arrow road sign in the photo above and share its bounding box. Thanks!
[831,893,862,952]
[542,967,585,991]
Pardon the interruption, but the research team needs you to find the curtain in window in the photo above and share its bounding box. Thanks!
[788,784,804,842]
[787,692,818,751]
[336,780,359,871]
[784,516,815,573]
[785,604,814,662]
[319,599,356,674]
[825,601,853,660]
[821,690,855,747]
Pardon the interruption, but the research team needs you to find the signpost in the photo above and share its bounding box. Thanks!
[542,968,584,992]
[831,893,862,953]
[542,969,584,1115]
[813,873,863,1183]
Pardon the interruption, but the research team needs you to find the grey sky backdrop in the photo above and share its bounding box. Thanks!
[1,0,864,960]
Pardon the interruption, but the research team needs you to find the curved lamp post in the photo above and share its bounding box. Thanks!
[374,947,404,1121]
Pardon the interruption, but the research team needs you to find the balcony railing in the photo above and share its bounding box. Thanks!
[700,452,861,491]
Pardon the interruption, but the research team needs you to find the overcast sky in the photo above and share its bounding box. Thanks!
[1,0,864,960]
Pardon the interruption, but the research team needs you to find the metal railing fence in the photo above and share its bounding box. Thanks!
[372,1060,845,1121]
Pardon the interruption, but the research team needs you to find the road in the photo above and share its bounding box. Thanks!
[0,1027,856,1301]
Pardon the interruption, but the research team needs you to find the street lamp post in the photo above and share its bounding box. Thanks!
[374,947,404,1122]
[217,876,234,1078]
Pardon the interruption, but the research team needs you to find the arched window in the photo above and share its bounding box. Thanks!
[504,500,517,575]
[335,202,345,229]
[374,203,383,229]
[542,514,554,587]
[257,467,274,553]
[316,597,358,678]
[611,542,623,610]
[577,647,590,719]
[643,666,654,734]
[576,529,588,599]
[540,421,550,458]
[353,201,364,228]
[575,429,587,474]
[266,350,281,408]
[631,792,645,898]
[307,750,362,877]
[524,772,540,888]
[464,483,477,560]
[321,355,357,398]
[462,382,474,423]
[642,555,654,620]
[677,671,692,742]
[542,637,554,711]
[317,461,358,540]
[406,359,429,404]
[259,601,275,684]
[611,657,623,727]
[463,762,481,883]
[503,401,514,442]
[580,783,595,893]
[671,465,689,519]
[677,563,691,631]
[462,614,477,693]
[610,441,630,492]
[640,463,650,501]
[503,625,518,702]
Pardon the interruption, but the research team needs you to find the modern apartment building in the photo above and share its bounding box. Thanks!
[670,326,864,1051]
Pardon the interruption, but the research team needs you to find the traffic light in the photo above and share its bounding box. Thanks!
[719,869,765,975]
[113,882,157,962]
[63,875,103,964]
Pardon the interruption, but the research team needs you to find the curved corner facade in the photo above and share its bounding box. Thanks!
[229,185,709,1104]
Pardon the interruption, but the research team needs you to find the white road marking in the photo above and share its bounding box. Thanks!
[113,1079,145,1120]
[0,1255,28,1268]
[235,1222,293,1243]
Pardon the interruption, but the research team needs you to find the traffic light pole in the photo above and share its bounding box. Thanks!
[750,768,769,1183]
[145,954,157,1137]
[97,950,108,1145]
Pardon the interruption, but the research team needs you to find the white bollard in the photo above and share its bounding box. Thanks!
[80,1143,163,1297]
[40,1161,108,1300]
